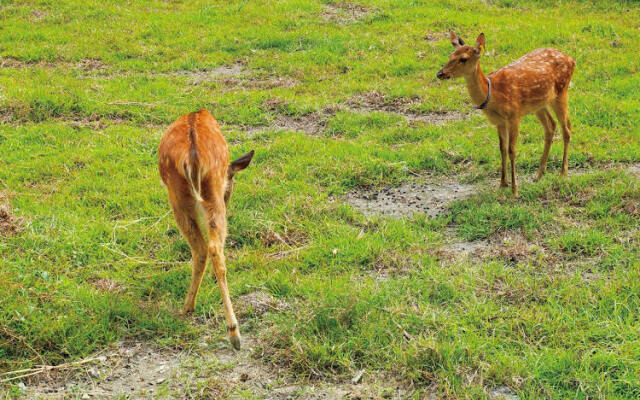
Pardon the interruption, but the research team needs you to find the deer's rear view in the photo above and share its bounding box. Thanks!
[437,32,575,197]
[159,109,254,350]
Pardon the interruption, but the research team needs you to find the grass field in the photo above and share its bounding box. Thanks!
[1,0,639,398]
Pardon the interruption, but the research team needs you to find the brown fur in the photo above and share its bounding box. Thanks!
[438,32,575,197]
[158,109,254,350]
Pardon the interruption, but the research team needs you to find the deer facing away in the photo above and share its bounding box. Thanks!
[437,32,575,197]
[159,109,254,350]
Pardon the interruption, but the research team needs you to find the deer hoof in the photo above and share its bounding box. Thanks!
[180,305,195,316]
[230,335,241,351]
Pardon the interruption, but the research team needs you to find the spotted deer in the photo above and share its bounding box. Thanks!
[437,32,575,197]
[158,109,254,350]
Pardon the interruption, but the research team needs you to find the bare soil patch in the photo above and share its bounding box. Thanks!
[247,108,336,136]
[219,75,299,91]
[0,193,23,237]
[424,30,447,42]
[347,91,468,125]
[174,63,246,84]
[236,291,288,318]
[0,57,60,69]
[322,2,371,23]
[489,385,519,399]
[89,278,124,293]
[29,10,48,21]
[346,179,477,218]
[20,342,184,399]
[170,64,299,90]
[1,57,108,73]
[440,230,543,264]
[75,58,108,73]
[19,336,413,399]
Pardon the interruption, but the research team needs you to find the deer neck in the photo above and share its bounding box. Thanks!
[464,64,490,108]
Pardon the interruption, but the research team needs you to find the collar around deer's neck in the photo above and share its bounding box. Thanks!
[475,75,491,110]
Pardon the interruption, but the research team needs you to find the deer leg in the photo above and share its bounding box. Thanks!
[534,108,556,181]
[169,199,208,314]
[208,220,241,350]
[552,95,571,176]
[497,125,508,188]
[508,120,520,198]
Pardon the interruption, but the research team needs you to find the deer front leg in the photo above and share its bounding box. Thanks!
[209,230,241,350]
[497,125,508,188]
[508,120,520,198]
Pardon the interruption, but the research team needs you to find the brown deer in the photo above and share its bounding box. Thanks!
[437,32,575,197]
[158,109,254,350]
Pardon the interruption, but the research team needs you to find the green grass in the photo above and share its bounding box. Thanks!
[1,0,639,399]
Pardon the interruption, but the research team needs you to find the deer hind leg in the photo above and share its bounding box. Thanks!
[497,124,509,188]
[551,93,571,176]
[535,108,556,181]
[207,218,241,350]
[508,119,520,198]
[170,199,208,314]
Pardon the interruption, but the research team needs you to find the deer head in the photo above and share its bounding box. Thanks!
[224,150,255,205]
[436,32,485,80]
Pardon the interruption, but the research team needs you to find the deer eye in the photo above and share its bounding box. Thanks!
[459,58,468,63]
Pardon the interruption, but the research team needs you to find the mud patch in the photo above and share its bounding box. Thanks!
[628,162,640,176]
[0,194,23,237]
[347,91,467,125]
[322,2,371,23]
[346,179,477,218]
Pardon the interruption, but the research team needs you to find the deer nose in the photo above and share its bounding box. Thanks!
[436,69,445,80]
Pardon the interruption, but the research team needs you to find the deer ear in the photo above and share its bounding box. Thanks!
[450,31,465,48]
[475,33,486,55]
[229,150,255,177]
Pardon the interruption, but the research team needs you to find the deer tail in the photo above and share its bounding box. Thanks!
[182,113,210,239]
[183,115,204,203]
